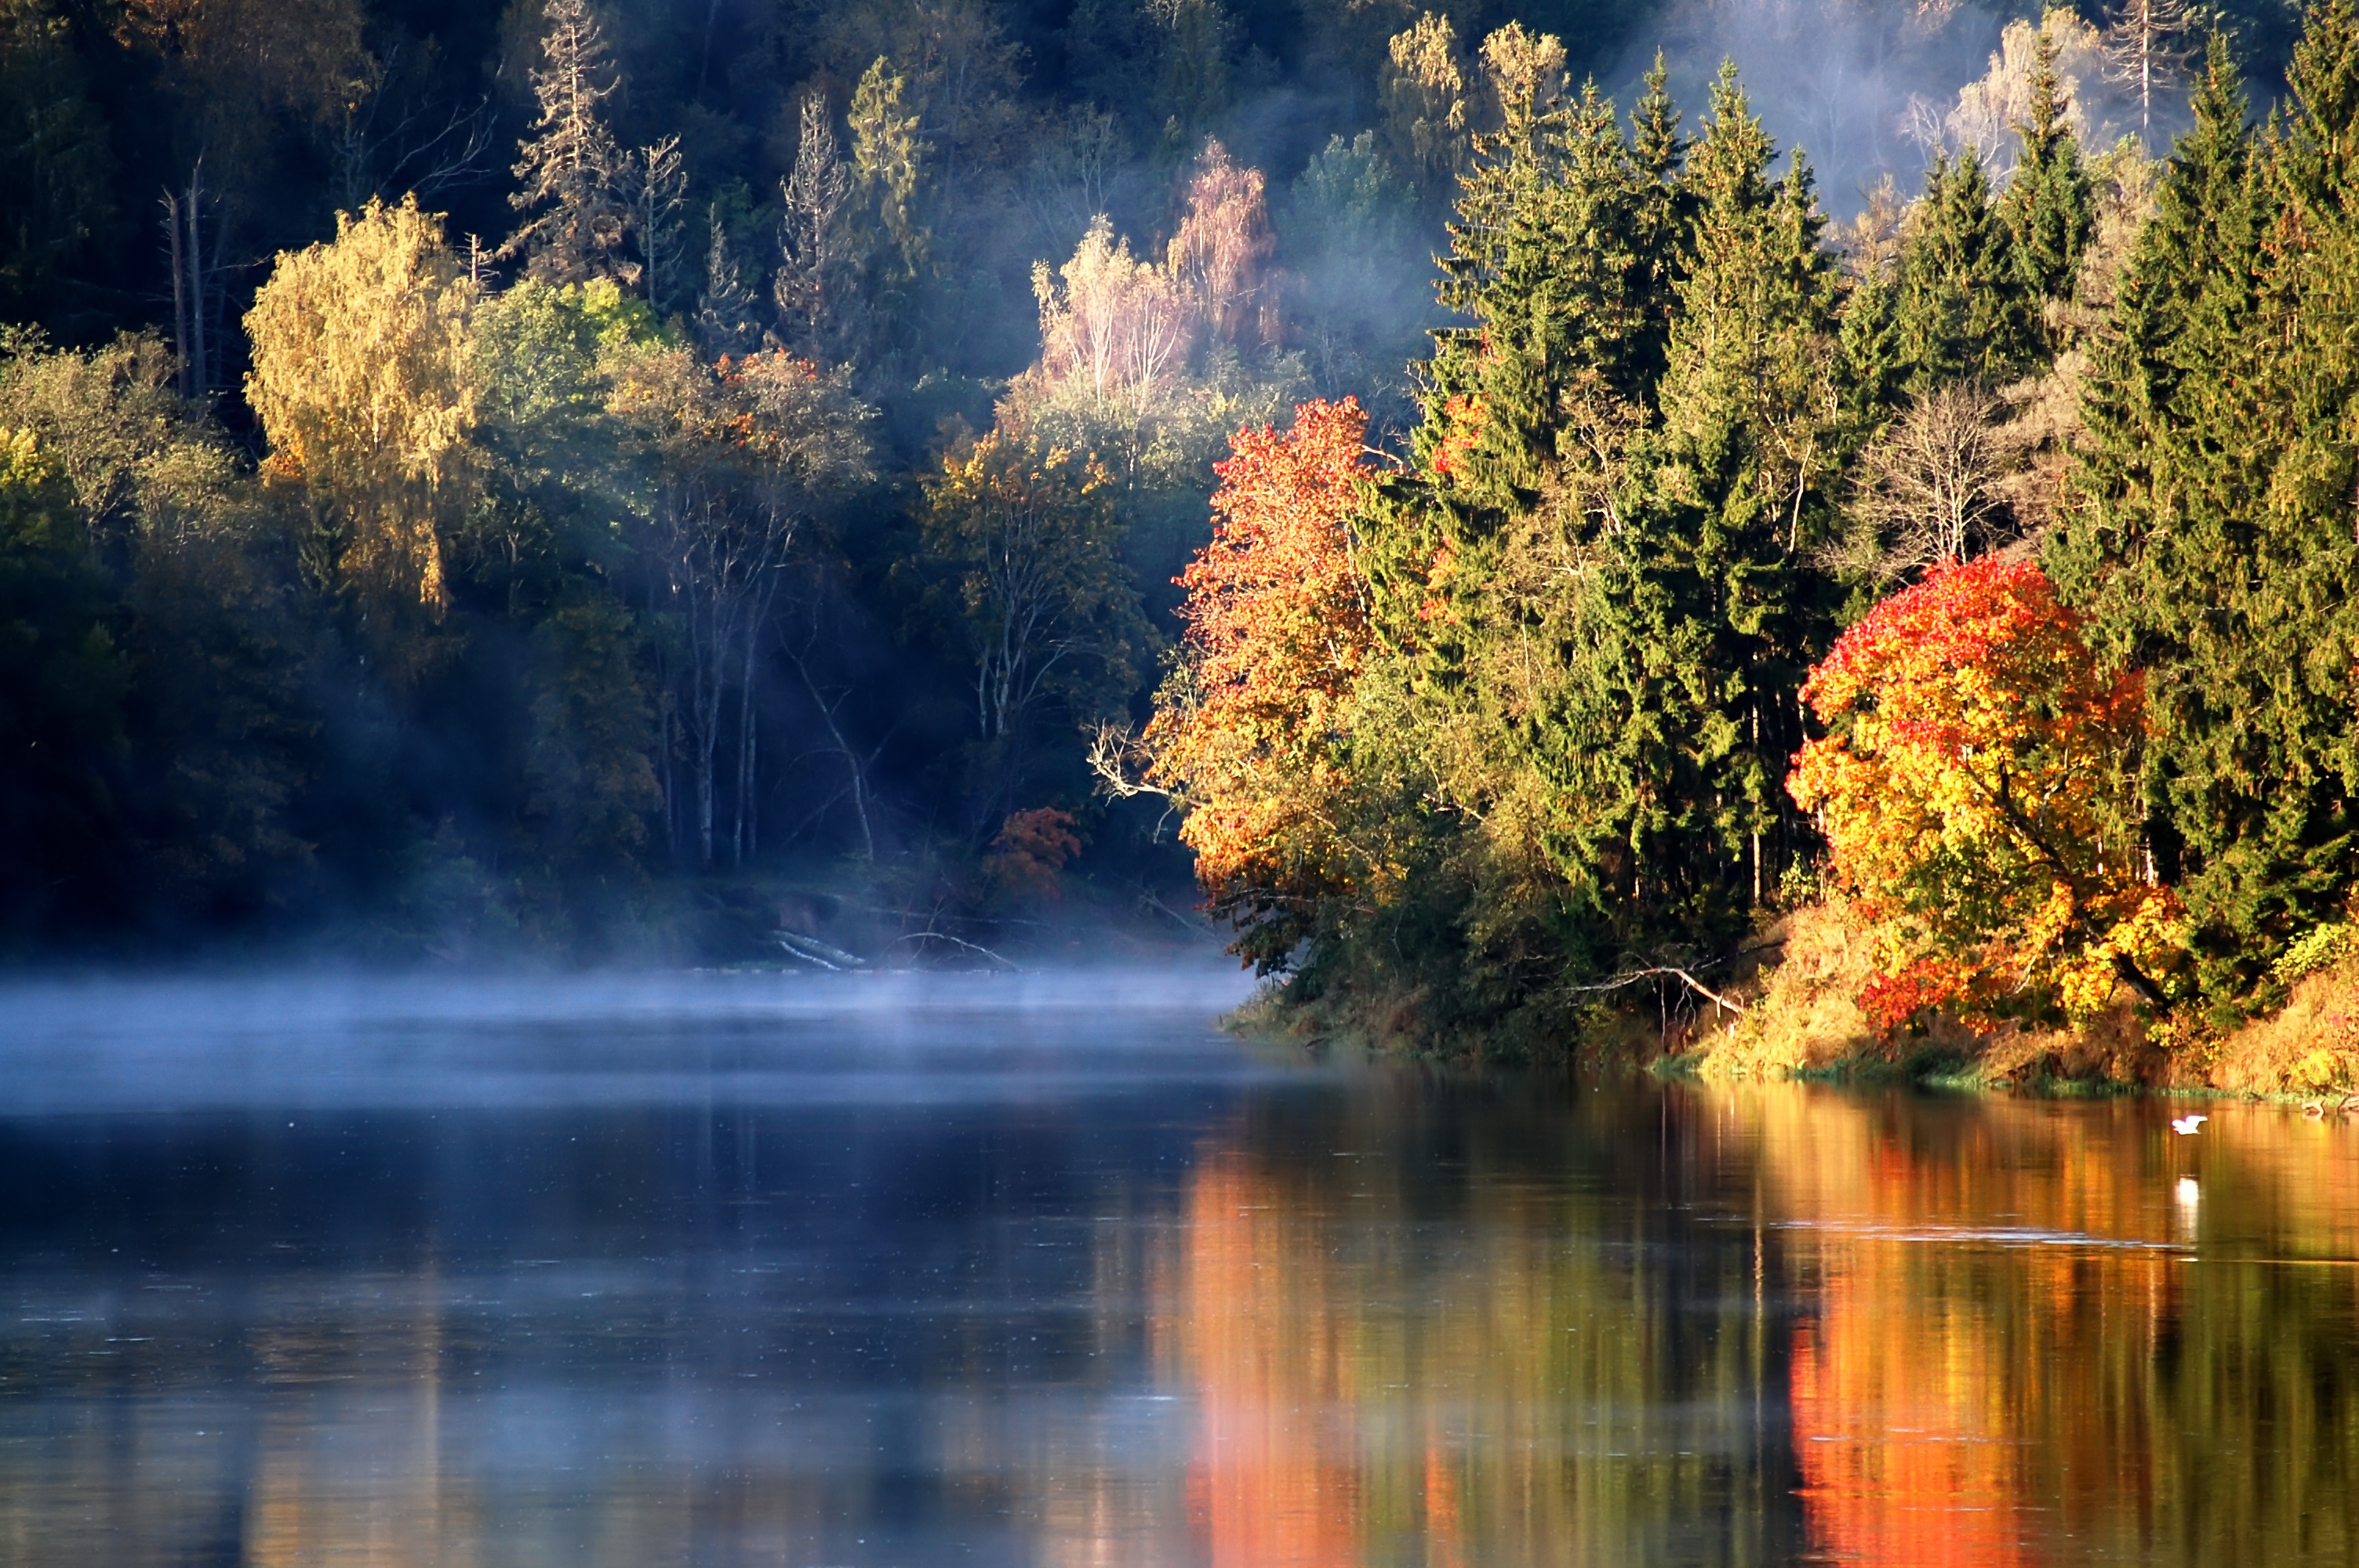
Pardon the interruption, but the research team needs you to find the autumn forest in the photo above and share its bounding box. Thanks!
[2,0,2354,1085]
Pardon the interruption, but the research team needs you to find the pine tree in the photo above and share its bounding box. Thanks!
[1889,150,2037,398]
[628,136,687,317]
[1357,58,1844,983]
[2004,24,2095,310]
[773,92,855,364]
[1341,31,1688,1015]
[1624,55,1693,394]
[692,204,763,360]
[503,0,633,286]
[1601,66,1845,931]
[1837,259,1905,422]
[2057,13,2359,1000]
[849,57,926,289]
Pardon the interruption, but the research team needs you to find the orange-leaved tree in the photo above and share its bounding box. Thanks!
[1788,557,2186,1034]
[1140,397,1376,967]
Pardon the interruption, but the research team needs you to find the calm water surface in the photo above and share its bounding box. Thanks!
[3,969,2357,1566]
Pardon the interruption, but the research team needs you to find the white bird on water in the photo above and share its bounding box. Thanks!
[2172,1114,2208,1135]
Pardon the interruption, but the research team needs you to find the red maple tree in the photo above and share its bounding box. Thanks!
[1789,558,2185,1035]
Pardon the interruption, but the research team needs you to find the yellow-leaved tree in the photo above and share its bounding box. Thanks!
[1788,558,2186,1034]
[245,194,479,623]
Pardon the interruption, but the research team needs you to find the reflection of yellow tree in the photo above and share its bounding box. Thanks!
[1734,1086,2359,1564]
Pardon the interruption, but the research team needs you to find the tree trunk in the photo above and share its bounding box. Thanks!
[733,626,757,866]
[164,193,190,398]
[185,166,207,394]
[696,713,716,868]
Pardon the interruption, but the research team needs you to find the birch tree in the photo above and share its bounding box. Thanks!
[611,345,871,866]
[244,194,478,622]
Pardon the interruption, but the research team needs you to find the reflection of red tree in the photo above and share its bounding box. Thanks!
[1176,1156,1363,1567]
[1790,1286,2033,1568]
[1756,1091,2185,1567]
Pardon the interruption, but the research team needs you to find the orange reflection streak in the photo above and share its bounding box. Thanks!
[1422,1439,1463,1568]
[1731,1090,2223,1566]
[1790,1278,2033,1568]
[1171,1154,1364,1568]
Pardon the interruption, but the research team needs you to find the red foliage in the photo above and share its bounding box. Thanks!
[987,807,1083,900]
[1791,557,2181,1033]
[1430,394,1483,478]
[1859,959,1990,1041]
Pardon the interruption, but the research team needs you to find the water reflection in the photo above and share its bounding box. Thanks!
[1,979,2357,1564]
[1732,1091,2359,1566]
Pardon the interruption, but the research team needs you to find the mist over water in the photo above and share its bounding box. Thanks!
[0,964,1265,1113]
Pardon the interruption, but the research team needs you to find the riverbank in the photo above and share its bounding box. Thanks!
[1666,901,2356,1097]
[1234,897,2359,1101]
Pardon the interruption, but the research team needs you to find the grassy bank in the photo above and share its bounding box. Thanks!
[1669,901,2359,1099]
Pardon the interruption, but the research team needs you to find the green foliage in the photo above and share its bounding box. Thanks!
[2274,921,2359,985]
[524,593,660,885]
[2004,24,2097,309]
[1300,51,1856,1044]
[1613,67,1845,937]
[1889,151,2037,398]
[913,430,1148,757]
[10,0,2354,1013]
[0,427,130,934]
[2059,13,2359,1002]
[0,0,116,328]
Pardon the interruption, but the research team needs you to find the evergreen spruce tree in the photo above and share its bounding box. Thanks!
[1597,67,1845,935]
[503,0,634,286]
[1337,40,1692,1018]
[1623,55,1693,394]
[2059,13,2359,1000]
[1837,259,1905,421]
[2004,24,2095,310]
[1889,150,2037,397]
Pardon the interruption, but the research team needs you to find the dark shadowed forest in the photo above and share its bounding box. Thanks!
[9,0,2359,1094]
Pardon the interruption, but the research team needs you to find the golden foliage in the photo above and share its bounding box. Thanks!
[2212,950,2359,1094]
[1789,557,2184,1033]
[244,194,478,615]
[1381,12,1468,197]
[1698,901,1882,1077]
[1165,140,1274,347]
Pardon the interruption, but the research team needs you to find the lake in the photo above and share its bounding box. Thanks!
[2,969,2354,1565]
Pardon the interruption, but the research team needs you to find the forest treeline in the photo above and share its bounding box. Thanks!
[1121,0,2359,1081]
[3,0,1605,953]
[0,0,2329,1047]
